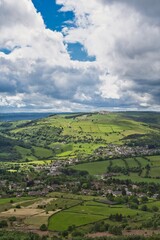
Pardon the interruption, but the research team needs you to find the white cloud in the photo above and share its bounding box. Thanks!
[0,0,160,111]
[58,0,160,109]
[0,0,102,111]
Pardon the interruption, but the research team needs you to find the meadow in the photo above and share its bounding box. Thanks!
[71,155,160,183]
[47,193,154,231]
[0,192,160,235]
[0,112,157,164]
[0,112,160,236]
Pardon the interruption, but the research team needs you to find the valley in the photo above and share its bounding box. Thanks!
[0,112,160,240]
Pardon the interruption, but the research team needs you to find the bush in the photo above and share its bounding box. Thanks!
[0,220,8,228]
[129,203,138,209]
[140,205,148,211]
[61,230,68,237]
[8,216,17,222]
[152,206,159,212]
[40,224,47,231]
[72,231,84,237]
[108,225,122,235]
[68,225,76,232]
[15,204,21,209]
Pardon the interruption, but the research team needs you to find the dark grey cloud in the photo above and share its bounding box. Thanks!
[0,54,101,108]
[130,78,160,104]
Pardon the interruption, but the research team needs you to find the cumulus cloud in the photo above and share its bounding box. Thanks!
[57,0,160,110]
[101,0,160,22]
[0,0,160,111]
[0,0,102,111]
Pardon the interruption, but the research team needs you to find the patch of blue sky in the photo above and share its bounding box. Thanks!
[32,0,95,62]
[32,0,74,31]
[67,43,96,62]
[0,48,12,54]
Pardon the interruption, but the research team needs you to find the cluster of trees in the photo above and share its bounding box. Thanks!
[142,214,160,229]
[10,125,63,147]
[91,221,110,232]
[0,231,48,240]
[0,135,21,161]
[127,133,160,149]
[109,213,123,222]
[107,158,150,176]
[0,220,8,228]
[90,221,122,235]
[85,235,160,240]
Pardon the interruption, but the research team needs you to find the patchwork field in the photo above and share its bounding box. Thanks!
[71,155,160,183]
[1,112,158,164]
[0,112,160,237]
[47,194,154,231]
[0,192,160,234]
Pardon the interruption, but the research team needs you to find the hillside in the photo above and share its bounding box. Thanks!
[0,112,159,163]
[0,112,160,238]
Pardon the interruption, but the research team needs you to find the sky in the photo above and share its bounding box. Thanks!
[0,0,160,112]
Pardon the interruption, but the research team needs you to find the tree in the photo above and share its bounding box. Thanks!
[40,224,47,231]
[140,205,148,211]
[152,206,159,212]
[61,230,68,237]
[0,220,8,228]
[108,225,122,235]
[141,196,148,203]
[8,216,17,222]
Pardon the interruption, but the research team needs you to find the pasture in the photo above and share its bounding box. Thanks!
[0,192,160,233]
[48,196,153,231]
[71,155,160,183]
[1,112,155,162]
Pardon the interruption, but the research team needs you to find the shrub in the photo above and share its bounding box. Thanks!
[140,205,148,211]
[40,224,47,231]
[8,216,17,222]
[0,220,8,228]
[108,225,122,235]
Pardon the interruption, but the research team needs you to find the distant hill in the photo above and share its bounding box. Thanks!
[0,112,159,162]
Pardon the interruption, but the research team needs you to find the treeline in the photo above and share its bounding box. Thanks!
[0,231,47,240]
[64,112,92,119]
[127,133,160,148]
[10,125,63,146]
[85,235,160,240]
[107,158,151,177]
[0,134,22,161]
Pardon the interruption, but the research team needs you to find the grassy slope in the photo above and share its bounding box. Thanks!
[71,155,160,183]
[1,112,158,162]
[48,196,153,231]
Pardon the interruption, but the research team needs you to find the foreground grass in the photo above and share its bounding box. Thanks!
[48,198,152,231]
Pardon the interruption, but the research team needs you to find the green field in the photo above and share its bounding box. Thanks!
[0,197,35,205]
[1,112,158,163]
[48,211,104,231]
[71,155,160,183]
[0,197,36,212]
[0,192,159,233]
[48,197,153,231]
[0,112,160,236]
[71,160,110,175]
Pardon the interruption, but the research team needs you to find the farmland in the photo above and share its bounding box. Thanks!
[71,155,160,183]
[0,112,159,164]
[0,112,160,239]
[1,192,160,236]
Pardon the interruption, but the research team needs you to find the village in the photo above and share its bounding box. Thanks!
[0,144,160,202]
